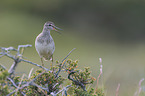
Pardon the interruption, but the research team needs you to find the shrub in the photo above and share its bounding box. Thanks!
[0,44,104,96]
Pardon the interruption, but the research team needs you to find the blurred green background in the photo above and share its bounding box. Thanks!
[1,0,145,95]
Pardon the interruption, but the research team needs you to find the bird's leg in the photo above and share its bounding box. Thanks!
[50,55,54,71]
[51,55,53,63]
[50,55,53,66]
[41,58,44,67]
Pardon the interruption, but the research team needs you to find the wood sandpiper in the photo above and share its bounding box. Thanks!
[35,21,62,66]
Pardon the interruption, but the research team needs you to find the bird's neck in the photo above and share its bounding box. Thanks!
[42,27,50,36]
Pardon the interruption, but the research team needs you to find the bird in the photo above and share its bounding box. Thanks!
[35,21,62,66]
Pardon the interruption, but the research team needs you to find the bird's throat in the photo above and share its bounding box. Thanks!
[42,28,50,36]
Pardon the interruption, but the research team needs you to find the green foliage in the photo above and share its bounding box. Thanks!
[26,69,65,95]
[0,67,9,95]
[66,59,104,96]
[0,58,104,96]
[72,88,104,96]
[95,88,104,96]
[73,88,99,96]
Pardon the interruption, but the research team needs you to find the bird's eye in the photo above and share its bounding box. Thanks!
[48,24,51,26]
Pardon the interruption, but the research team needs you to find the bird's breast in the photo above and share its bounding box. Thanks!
[35,40,55,56]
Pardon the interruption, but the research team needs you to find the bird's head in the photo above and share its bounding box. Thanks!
[44,21,62,33]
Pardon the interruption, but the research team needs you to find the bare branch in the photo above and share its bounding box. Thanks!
[17,44,32,55]
[50,84,71,96]
[0,64,7,70]
[31,82,49,91]
[7,77,26,96]
[56,84,71,94]
[0,46,17,52]
[7,71,46,96]
[15,74,25,95]
[52,83,59,89]
[28,68,34,79]
[55,48,76,78]
[20,59,49,71]
[1,51,16,60]
[68,71,86,91]
[7,77,18,88]
[8,59,20,77]
[62,48,76,62]
[0,44,50,77]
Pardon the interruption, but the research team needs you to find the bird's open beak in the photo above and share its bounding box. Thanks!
[53,26,62,34]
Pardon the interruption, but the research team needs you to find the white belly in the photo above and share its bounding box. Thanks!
[35,40,55,60]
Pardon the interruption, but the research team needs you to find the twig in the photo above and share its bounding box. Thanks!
[96,58,103,90]
[26,71,46,86]
[0,45,49,77]
[15,74,25,95]
[28,68,34,79]
[0,46,17,52]
[32,82,49,91]
[7,71,46,96]
[53,83,59,89]
[20,59,49,71]
[62,48,76,62]
[8,58,20,76]
[1,51,16,60]
[55,48,76,78]
[32,83,48,96]
[0,64,7,70]
[7,77,18,88]
[7,77,26,95]
[134,78,144,96]
[68,71,86,91]
[50,84,71,96]
[0,45,31,76]
[17,44,32,55]
[115,83,120,96]
[56,84,71,94]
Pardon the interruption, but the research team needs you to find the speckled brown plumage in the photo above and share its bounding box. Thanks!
[35,21,61,66]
